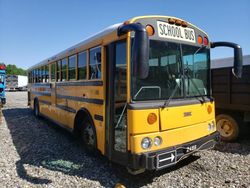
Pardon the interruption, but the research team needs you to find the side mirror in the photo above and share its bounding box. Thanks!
[118,23,149,79]
[211,42,243,78]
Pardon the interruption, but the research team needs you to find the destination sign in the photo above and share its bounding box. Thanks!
[157,21,196,43]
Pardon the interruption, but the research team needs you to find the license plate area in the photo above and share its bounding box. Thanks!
[156,150,177,169]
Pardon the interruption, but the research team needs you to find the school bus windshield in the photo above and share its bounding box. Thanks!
[131,40,210,101]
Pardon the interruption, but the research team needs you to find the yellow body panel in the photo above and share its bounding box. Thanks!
[130,120,216,154]
[128,109,159,134]
[160,102,215,130]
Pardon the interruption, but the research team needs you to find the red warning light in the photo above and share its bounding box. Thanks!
[0,64,6,70]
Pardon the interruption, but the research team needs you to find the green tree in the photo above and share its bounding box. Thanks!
[6,64,27,76]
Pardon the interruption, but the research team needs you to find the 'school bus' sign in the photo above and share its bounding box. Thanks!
[157,21,196,43]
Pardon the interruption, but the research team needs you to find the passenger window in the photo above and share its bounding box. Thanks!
[32,70,36,83]
[41,66,45,83]
[51,63,56,82]
[57,60,61,82]
[45,65,49,82]
[89,47,101,79]
[38,68,42,83]
[61,58,67,81]
[68,55,76,80]
[78,51,87,80]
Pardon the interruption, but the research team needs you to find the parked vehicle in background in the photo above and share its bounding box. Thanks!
[27,15,243,174]
[6,75,28,91]
[0,64,6,105]
[211,55,250,141]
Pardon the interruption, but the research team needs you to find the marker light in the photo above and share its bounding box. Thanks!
[147,113,157,125]
[168,18,175,24]
[145,25,155,36]
[181,21,188,27]
[203,37,209,45]
[207,105,212,114]
[198,36,203,44]
[123,20,130,25]
[175,19,182,26]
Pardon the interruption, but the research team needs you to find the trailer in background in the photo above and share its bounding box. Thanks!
[6,75,28,91]
[211,55,250,141]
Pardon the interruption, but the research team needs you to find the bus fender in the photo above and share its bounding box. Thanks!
[74,108,96,137]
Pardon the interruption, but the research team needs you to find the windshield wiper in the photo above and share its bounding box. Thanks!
[184,68,206,104]
[162,80,180,108]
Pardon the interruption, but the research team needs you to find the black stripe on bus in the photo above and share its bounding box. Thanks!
[57,94,103,105]
[94,114,103,121]
[56,81,103,87]
[32,91,51,96]
[56,104,76,113]
[39,99,52,105]
[33,83,51,87]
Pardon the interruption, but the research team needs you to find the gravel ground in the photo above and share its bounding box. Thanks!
[0,91,249,188]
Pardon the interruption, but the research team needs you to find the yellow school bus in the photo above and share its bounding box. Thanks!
[28,15,242,174]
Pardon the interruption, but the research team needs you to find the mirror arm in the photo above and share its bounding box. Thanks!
[211,41,243,78]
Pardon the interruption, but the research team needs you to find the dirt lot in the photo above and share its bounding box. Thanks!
[0,92,249,188]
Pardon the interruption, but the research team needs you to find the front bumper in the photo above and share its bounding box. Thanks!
[129,131,220,170]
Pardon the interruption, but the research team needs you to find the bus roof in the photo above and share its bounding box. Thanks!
[211,55,250,69]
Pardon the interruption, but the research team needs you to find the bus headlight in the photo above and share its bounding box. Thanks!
[154,136,162,146]
[141,137,152,149]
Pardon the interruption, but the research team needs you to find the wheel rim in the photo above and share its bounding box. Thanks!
[217,118,234,137]
[83,123,95,148]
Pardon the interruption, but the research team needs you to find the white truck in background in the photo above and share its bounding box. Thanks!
[6,75,28,91]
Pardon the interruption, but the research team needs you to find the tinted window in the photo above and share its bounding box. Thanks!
[51,63,56,81]
[45,65,49,82]
[89,47,101,79]
[68,55,76,80]
[57,60,61,82]
[78,51,87,80]
[61,58,67,81]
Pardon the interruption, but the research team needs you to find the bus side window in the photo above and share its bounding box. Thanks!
[51,63,56,82]
[89,47,101,79]
[45,65,49,82]
[57,60,61,82]
[39,68,42,83]
[78,51,87,80]
[32,69,35,83]
[42,66,45,83]
[68,55,76,80]
[36,69,38,83]
[61,58,67,81]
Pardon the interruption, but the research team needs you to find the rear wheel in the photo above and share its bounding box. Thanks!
[216,114,239,141]
[81,118,97,153]
[34,99,40,117]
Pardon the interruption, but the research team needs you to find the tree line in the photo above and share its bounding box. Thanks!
[1,63,27,76]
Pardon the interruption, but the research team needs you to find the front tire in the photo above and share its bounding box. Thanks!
[216,114,239,141]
